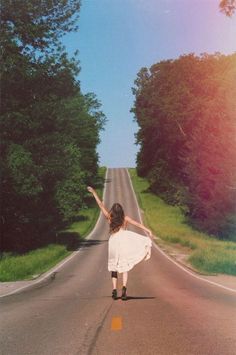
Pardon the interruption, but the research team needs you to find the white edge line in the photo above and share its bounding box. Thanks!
[0,168,109,298]
[125,168,236,295]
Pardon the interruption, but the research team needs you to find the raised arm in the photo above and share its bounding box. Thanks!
[125,216,153,238]
[87,186,110,220]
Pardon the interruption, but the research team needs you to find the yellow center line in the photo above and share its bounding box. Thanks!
[111,317,122,331]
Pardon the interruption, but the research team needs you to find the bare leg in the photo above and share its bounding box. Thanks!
[122,272,128,287]
[121,272,128,300]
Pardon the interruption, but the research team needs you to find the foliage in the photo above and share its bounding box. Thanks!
[0,0,106,252]
[7,144,42,196]
[0,167,106,281]
[132,53,236,238]
[55,166,86,222]
[1,0,81,53]
[220,0,236,16]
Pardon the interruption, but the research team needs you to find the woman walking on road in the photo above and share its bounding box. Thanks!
[87,186,153,301]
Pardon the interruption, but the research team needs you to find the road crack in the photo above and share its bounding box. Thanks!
[76,301,113,355]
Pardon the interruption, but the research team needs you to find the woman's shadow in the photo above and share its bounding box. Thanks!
[115,296,156,301]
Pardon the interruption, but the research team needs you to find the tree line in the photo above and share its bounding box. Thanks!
[132,53,236,239]
[0,0,106,252]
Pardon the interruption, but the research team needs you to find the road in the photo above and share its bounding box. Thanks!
[0,168,236,355]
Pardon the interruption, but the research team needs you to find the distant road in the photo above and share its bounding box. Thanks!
[0,168,236,355]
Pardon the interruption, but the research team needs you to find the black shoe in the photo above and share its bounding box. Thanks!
[112,289,118,300]
[121,286,127,301]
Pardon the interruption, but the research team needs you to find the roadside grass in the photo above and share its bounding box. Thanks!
[0,245,70,282]
[0,167,106,282]
[129,168,236,276]
[64,208,98,237]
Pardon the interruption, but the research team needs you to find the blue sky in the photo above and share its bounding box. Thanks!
[63,0,236,167]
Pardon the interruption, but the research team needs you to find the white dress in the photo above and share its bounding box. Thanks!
[108,229,152,273]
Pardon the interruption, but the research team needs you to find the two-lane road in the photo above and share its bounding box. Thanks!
[1,168,236,355]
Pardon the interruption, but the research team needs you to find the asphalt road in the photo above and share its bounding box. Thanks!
[0,168,236,355]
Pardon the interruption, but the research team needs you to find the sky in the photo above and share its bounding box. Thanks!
[63,0,236,168]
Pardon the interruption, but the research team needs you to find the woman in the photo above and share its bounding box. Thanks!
[87,186,153,301]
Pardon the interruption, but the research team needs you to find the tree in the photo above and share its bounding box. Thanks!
[220,0,236,16]
[1,0,81,53]
[132,55,202,202]
[180,54,236,236]
[0,1,106,252]
[132,53,236,238]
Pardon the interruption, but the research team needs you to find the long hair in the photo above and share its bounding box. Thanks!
[109,203,125,234]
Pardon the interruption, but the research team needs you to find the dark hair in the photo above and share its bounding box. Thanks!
[109,203,125,234]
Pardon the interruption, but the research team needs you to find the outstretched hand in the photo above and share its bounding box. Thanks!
[147,229,154,239]
[87,186,94,193]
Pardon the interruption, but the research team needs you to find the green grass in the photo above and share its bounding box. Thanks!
[65,207,99,236]
[0,245,70,282]
[129,168,236,276]
[0,167,106,282]
[189,247,236,275]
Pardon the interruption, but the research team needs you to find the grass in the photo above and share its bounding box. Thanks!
[0,245,70,282]
[0,167,106,282]
[129,168,236,276]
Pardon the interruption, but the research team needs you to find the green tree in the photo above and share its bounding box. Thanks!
[0,0,106,252]
[1,0,81,53]
[132,53,236,238]
[181,54,236,236]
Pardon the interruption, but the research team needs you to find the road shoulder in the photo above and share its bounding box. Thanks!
[153,236,236,292]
